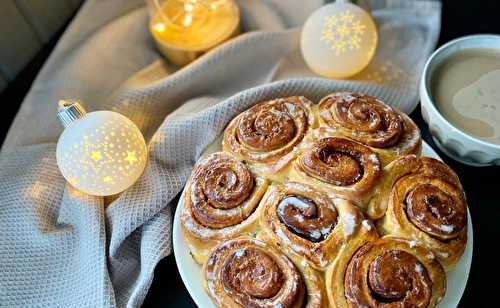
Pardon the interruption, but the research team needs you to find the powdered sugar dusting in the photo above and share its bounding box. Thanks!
[368,153,379,164]
[438,224,454,233]
[294,214,304,222]
[234,249,246,258]
[362,220,372,231]
[415,263,423,273]
[207,257,215,266]
[343,213,357,238]
[276,228,291,244]
[321,225,333,237]
[439,251,449,258]
[310,230,321,241]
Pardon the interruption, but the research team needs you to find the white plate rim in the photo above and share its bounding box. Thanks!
[172,141,473,308]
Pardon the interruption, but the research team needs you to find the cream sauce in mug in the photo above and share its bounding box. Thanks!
[432,48,500,145]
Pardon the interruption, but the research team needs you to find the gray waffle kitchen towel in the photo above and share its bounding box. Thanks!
[0,0,441,307]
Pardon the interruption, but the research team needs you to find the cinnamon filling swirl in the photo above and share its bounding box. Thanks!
[221,249,284,299]
[224,96,312,164]
[405,183,467,240]
[346,246,433,307]
[299,137,380,187]
[205,239,306,308]
[276,195,338,243]
[237,102,297,151]
[367,250,432,305]
[190,153,255,229]
[319,92,405,148]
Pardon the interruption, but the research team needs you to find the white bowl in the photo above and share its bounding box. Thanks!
[420,34,500,166]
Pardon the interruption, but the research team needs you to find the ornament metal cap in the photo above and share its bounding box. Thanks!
[57,100,87,128]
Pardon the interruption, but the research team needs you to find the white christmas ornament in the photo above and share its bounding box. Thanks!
[56,100,147,196]
[301,1,378,79]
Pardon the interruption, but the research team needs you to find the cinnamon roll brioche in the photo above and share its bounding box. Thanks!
[326,236,446,308]
[290,132,382,205]
[179,92,470,308]
[259,182,378,270]
[317,92,421,165]
[180,152,268,264]
[372,155,467,270]
[204,237,327,308]
[257,231,328,308]
[223,96,316,180]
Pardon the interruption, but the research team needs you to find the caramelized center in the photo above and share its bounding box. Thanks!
[222,249,283,299]
[277,195,337,242]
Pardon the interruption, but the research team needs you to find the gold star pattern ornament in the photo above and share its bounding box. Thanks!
[56,100,148,196]
[301,2,378,79]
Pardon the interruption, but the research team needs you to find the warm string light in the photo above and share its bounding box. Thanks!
[148,0,240,66]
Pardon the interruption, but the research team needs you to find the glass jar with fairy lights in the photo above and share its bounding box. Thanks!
[146,0,240,66]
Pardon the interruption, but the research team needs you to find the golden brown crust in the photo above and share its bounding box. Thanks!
[290,131,382,205]
[222,96,316,180]
[203,238,306,308]
[179,94,471,308]
[317,92,421,165]
[334,236,446,308]
[324,222,379,308]
[260,182,378,271]
[372,155,468,270]
[295,262,329,308]
[257,231,329,308]
[180,152,268,264]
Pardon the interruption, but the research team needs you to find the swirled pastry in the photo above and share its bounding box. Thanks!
[257,231,329,308]
[259,182,378,270]
[180,93,470,308]
[180,152,268,264]
[204,237,327,308]
[290,133,382,205]
[317,92,421,165]
[326,236,446,308]
[223,96,316,180]
[372,155,467,270]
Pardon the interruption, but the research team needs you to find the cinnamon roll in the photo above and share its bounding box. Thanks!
[179,90,472,307]
[290,133,382,205]
[204,237,326,308]
[257,231,329,308]
[317,92,421,165]
[180,152,268,264]
[223,96,316,180]
[372,155,467,270]
[326,236,446,308]
[260,182,378,270]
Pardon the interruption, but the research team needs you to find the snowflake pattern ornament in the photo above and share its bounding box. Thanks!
[321,10,366,55]
[301,2,378,79]
[56,100,148,196]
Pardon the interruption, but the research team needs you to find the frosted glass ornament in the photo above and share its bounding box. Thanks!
[56,101,147,196]
[301,2,378,79]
